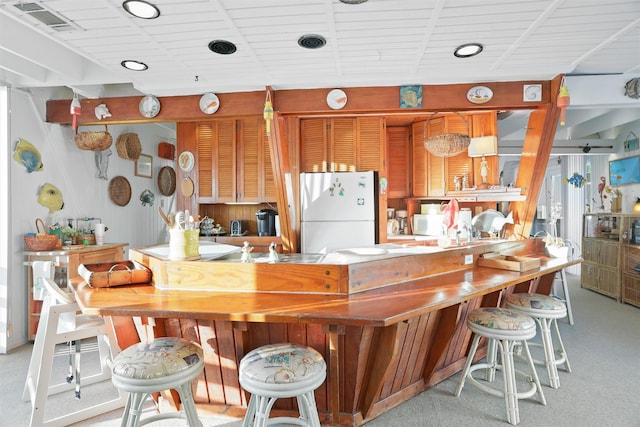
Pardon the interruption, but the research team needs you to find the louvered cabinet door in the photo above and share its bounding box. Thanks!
[412,119,446,197]
[301,119,329,172]
[195,122,216,203]
[356,117,384,172]
[237,117,276,203]
[387,127,410,198]
[330,118,357,172]
[411,121,428,197]
[446,153,473,192]
[237,118,260,202]
[213,120,237,202]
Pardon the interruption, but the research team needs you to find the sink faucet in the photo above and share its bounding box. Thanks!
[462,222,473,243]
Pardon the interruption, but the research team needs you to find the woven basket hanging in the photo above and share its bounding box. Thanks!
[116,133,142,160]
[423,112,470,157]
[75,125,113,151]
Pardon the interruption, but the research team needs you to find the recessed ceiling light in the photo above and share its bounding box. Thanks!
[122,0,160,19]
[339,0,368,4]
[121,60,148,71]
[454,43,483,58]
[208,40,237,55]
[298,34,326,49]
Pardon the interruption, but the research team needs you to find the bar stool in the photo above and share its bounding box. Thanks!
[239,343,326,427]
[111,337,204,427]
[455,307,546,425]
[506,293,572,389]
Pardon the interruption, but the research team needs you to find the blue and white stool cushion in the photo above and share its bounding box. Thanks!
[506,293,567,317]
[111,337,204,427]
[467,307,536,340]
[113,337,203,380]
[239,343,327,427]
[240,343,326,395]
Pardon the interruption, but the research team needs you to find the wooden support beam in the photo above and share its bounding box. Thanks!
[268,110,297,253]
[509,75,563,239]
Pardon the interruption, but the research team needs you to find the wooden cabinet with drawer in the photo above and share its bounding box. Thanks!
[24,243,127,340]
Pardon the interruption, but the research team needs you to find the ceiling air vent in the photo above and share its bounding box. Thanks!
[12,1,80,31]
[208,40,237,55]
[298,34,326,49]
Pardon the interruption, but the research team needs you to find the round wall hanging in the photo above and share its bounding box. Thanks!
[466,86,493,104]
[178,150,195,172]
[181,177,195,197]
[326,89,347,110]
[157,166,176,196]
[139,95,161,118]
[109,176,132,206]
[199,92,220,114]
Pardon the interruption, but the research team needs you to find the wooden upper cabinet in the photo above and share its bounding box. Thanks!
[301,117,384,173]
[237,117,276,202]
[196,120,236,203]
[386,127,410,198]
[412,113,474,197]
[191,117,276,204]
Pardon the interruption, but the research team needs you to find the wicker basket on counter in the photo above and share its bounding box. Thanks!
[116,133,142,160]
[24,219,59,251]
[75,125,113,151]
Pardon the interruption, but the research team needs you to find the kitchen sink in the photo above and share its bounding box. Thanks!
[212,252,326,264]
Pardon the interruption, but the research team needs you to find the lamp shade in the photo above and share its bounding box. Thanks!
[468,135,498,157]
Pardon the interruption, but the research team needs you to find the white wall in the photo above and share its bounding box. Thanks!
[3,88,176,351]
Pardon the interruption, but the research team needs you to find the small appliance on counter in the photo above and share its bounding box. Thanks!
[230,219,248,237]
[386,208,399,236]
[396,210,408,234]
[256,208,277,236]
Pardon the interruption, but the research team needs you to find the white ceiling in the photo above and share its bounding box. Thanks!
[1,0,639,151]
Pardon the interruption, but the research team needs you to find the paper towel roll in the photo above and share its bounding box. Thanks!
[31,260,54,300]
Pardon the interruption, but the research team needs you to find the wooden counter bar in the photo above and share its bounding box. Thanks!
[72,239,580,426]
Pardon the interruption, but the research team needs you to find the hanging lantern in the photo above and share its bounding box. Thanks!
[263,91,274,135]
[70,93,81,131]
[557,79,570,126]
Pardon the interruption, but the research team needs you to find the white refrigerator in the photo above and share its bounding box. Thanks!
[300,171,378,253]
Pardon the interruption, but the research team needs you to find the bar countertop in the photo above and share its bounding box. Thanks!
[72,244,579,327]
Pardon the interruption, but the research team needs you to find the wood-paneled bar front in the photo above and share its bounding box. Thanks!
[73,239,579,426]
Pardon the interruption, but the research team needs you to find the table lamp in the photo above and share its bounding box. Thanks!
[468,135,498,189]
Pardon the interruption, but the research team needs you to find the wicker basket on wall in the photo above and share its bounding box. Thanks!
[116,133,142,160]
[75,125,113,151]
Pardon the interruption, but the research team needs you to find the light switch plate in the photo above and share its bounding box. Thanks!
[464,254,474,265]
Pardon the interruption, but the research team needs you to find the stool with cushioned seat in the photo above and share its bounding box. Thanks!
[239,343,327,427]
[111,337,204,427]
[455,307,546,425]
[506,293,572,389]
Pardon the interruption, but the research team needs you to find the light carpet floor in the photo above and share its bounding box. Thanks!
[1,273,639,427]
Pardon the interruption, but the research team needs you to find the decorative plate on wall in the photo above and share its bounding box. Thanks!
[181,177,195,197]
[108,176,132,206]
[466,86,493,104]
[178,150,195,172]
[199,92,220,114]
[139,95,161,118]
[326,89,347,110]
[157,166,176,196]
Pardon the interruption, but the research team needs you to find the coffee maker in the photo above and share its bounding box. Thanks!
[256,208,277,236]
